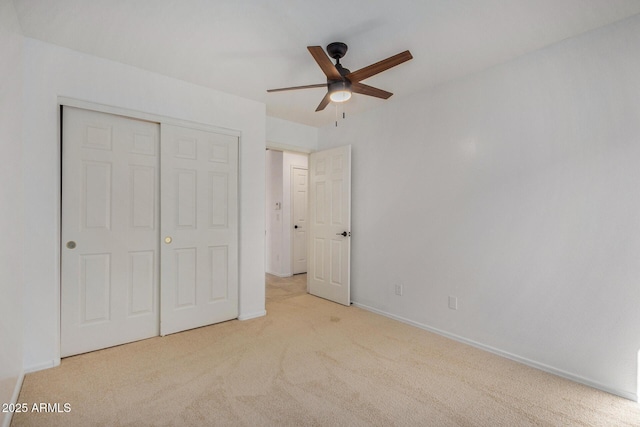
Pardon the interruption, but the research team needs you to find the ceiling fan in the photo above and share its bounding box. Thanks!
[267,42,413,112]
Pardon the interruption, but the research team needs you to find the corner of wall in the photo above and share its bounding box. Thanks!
[0,372,25,427]
[0,0,25,421]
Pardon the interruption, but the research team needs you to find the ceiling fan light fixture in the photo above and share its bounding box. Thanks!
[328,81,352,103]
[329,89,352,103]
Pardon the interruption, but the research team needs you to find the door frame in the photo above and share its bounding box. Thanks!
[58,97,241,358]
[264,145,312,278]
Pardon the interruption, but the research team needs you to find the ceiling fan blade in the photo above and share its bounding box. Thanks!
[315,92,332,112]
[346,50,413,83]
[267,83,326,93]
[307,46,342,80]
[351,82,393,99]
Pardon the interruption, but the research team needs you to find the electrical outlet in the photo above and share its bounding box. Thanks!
[394,283,403,296]
[448,296,458,310]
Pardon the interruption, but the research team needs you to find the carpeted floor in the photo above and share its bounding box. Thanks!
[265,273,308,304]
[12,274,640,426]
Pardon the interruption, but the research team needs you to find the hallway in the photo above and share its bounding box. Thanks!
[265,273,307,304]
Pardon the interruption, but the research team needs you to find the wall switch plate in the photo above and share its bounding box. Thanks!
[448,296,458,310]
[394,283,403,296]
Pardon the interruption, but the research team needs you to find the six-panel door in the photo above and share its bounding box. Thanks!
[159,124,239,336]
[292,167,308,274]
[61,107,161,357]
[308,145,351,306]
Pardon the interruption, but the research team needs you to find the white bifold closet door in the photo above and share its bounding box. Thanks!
[61,107,238,357]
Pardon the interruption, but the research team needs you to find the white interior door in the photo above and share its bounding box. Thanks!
[292,167,308,274]
[308,145,351,306]
[61,106,160,357]
[160,123,239,336]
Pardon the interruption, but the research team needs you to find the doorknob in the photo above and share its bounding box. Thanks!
[164,236,172,244]
[336,231,350,237]
[294,225,299,229]
[66,241,76,249]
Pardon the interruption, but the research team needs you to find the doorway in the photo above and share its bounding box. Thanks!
[265,149,309,277]
[265,145,352,307]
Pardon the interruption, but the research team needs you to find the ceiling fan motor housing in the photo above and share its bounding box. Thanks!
[328,79,352,93]
[326,42,348,60]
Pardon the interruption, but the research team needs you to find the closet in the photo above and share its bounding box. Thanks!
[60,106,238,356]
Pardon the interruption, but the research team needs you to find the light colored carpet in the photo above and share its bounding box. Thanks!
[265,273,308,304]
[12,274,640,426]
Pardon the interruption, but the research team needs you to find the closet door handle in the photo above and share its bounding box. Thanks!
[164,236,172,244]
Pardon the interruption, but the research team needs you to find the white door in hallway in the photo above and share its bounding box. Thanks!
[160,124,239,335]
[61,107,160,357]
[292,167,308,274]
[308,145,351,306]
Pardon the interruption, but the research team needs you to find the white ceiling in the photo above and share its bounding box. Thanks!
[12,0,640,127]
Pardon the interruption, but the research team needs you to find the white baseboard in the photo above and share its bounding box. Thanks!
[2,360,60,426]
[238,310,267,321]
[24,359,60,374]
[352,301,638,402]
[1,371,25,427]
[265,271,292,278]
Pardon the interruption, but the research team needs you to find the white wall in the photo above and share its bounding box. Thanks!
[266,116,318,152]
[22,38,266,371]
[0,0,24,424]
[265,150,284,275]
[318,15,640,399]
